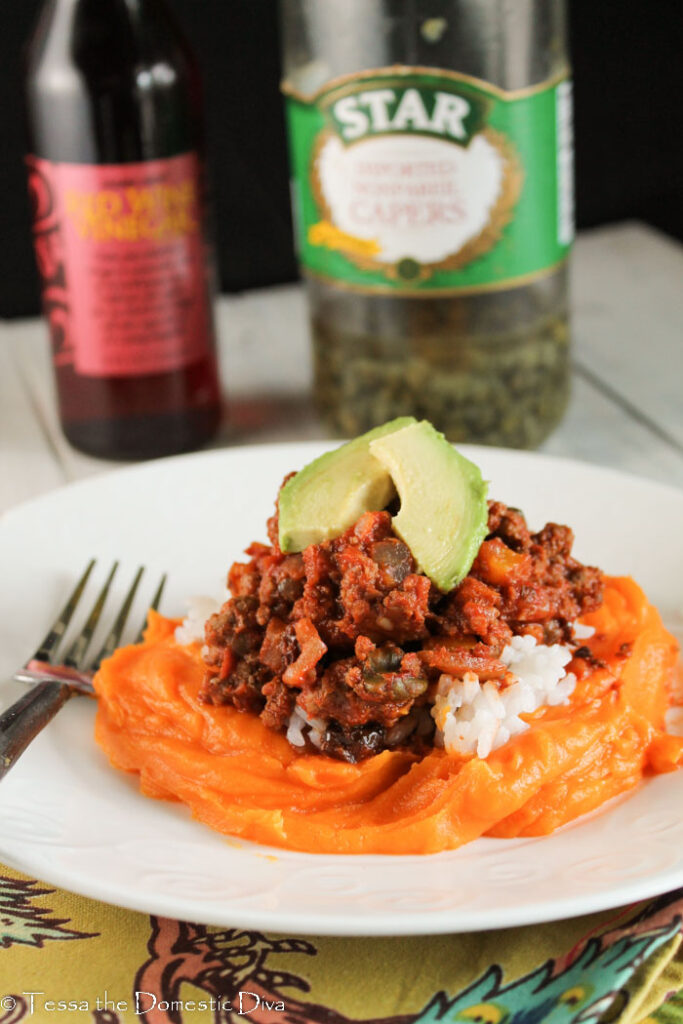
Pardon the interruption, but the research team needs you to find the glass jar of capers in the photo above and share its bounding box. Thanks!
[281,0,573,447]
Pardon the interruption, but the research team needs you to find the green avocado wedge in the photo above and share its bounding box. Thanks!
[278,416,416,553]
[369,421,489,592]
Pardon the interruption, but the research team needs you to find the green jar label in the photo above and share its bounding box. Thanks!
[283,66,573,295]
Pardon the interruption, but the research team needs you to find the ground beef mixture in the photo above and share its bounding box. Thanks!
[201,492,603,762]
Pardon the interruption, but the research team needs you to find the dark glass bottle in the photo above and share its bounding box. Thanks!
[25,0,221,460]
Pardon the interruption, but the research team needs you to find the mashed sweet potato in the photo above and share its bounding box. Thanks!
[93,576,682,855]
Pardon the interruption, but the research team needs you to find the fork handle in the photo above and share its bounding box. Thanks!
[0,681,72,780]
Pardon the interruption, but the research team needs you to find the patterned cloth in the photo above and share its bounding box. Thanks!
[0,864,682,1024]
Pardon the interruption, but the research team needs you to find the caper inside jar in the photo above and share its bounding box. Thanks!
[281,0,573,447]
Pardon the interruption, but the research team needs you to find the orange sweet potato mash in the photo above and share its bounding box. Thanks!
[93,576,682,855]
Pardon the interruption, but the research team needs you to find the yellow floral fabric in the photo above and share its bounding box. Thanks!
[0,864,682,1024]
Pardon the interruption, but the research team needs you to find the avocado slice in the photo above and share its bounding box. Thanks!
[278,416,416,552]
[369,421,489,592]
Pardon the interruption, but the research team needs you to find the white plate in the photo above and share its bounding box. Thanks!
[1,444,682,936]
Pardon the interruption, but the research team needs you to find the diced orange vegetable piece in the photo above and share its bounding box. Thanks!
[472,538,531,585]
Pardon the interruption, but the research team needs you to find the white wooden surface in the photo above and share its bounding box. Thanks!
[1,221,682,516]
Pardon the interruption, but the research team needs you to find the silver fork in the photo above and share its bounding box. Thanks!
[0,561,166,781]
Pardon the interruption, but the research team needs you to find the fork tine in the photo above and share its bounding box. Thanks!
[134,573,167,644]
[2,565,172,782]
[89,566,144,670]
[62,562,119,668]
[32,559,96,663]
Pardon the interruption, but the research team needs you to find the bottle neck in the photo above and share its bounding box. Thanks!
[27,0,200,164]
[47,0,166,22]
[35,0,173,68]
[50,0,146,8]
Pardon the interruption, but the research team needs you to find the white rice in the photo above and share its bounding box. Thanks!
[286,705,326,749]
[432,633,578,759]
[174,595,223,646]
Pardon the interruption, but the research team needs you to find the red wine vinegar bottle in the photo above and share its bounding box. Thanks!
[25,0,221,459]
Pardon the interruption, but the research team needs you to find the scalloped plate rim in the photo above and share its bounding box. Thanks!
[0,441,682,936]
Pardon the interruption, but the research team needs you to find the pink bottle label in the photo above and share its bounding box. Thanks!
[27,154,213,378]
